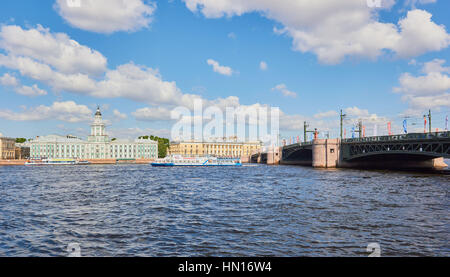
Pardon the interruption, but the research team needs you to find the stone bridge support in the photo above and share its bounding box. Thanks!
[312,139,340,168]
[267,147,281,165]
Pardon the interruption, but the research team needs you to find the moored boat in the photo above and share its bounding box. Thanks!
[151,155,242,167]
[25,158,91,166]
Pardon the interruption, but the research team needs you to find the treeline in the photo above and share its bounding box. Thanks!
[139,135,170,158]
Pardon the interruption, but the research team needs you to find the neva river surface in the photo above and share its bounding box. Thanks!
[0,163,449,257]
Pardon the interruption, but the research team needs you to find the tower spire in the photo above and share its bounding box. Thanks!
[95,105,102,116]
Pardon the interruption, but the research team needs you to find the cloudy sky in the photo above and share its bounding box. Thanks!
[0,0,449,141]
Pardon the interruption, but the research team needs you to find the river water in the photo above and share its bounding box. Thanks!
[0,163,448,257]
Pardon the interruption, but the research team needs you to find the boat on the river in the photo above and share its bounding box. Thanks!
[25,158,91,166]
[151,155,242,167]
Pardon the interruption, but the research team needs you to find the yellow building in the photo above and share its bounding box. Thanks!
[0,137,16,160]
[169,138,262,157]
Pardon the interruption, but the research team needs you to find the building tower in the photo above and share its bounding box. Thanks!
[88,106,109,143]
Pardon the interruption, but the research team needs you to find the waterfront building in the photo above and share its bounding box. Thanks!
[29,107,158,160]
[0,137,15,160]
[15,143,30,160]
[169,137,262,157]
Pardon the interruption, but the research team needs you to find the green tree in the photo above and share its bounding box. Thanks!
[15,138,26,143]
[142,135,170,158]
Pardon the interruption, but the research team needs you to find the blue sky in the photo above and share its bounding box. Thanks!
[0,0,449,141]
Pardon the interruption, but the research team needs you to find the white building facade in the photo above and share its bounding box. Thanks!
[30,107,158,160]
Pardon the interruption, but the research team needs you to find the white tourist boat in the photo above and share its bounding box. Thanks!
[25,158,91,166]
[151,155,242,167]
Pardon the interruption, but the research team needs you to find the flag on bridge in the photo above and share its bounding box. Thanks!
[387,122,392,136]
[403,119,407,134]
[424,115,427,133]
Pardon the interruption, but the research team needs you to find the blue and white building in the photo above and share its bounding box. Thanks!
[30,107,158,160]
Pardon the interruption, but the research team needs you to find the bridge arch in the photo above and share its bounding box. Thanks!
[281,145,313,166]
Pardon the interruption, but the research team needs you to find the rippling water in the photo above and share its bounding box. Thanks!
[0,163,449,257]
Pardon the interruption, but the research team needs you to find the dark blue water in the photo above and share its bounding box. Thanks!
[0,163,449,256]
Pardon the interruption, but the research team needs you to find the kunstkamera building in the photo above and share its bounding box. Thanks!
[30,107,158,160]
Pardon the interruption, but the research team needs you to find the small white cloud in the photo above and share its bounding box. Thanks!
[0,73,47,96]
[394,58,450,109]
[15,84,47,96]
[421,58,450,74]
[314,110,338,119]
[113,109,127,120]
[207,59,233,76]
[132,106,173,121]
[272,83,297,98]
[54,0,156,34]
[0,73,19,86]
[259,61,268,71]
[227,32,236,39]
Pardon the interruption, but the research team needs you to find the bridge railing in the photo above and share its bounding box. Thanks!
[283,141,313,148]
[342,131,449,143]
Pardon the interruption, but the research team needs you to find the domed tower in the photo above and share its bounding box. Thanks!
[88,106,109,143]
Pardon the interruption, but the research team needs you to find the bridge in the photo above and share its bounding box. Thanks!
[250,132,450,170]
[341,132,450,160]
[338,132,449,169]
[281,142,313,166]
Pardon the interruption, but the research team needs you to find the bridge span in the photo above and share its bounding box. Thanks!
[250,132,449,170]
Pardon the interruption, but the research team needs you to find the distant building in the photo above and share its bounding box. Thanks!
[0,137,15,160]
[169,137,262,157]
[15,143,30,160]
[29,107,158,160]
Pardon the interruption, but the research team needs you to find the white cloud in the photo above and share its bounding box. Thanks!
[0,25,107,75]
[183,1,450,64]
[0,72,47,96]
[0,43,202,108]
[314,110,338,119]
[421,58,450,74]
[0,73,18,86]
[394,59,450,109]
[259,61,268,71]
[272,84,297,98]
[113,109,127,120]
[0,54,98,94]
[132,106,173,121]
[15,84,47,96]
[394,10,450,58]
[54,0,156,34]
[0,101,92,122]
[207,59,233,76]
